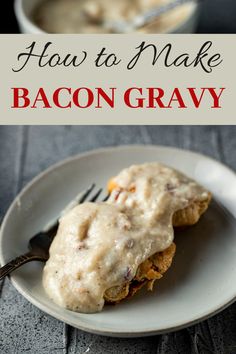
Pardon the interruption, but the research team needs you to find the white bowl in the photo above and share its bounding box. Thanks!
[1,145,236,337]
[14,0,200,34]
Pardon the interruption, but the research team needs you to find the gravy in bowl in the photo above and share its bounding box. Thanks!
[32,0,197,34]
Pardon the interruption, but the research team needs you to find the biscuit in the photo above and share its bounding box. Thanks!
[105,169,211,304]
[104,243,176,304]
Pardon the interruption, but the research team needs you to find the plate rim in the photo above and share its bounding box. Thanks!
[1,144,236,337]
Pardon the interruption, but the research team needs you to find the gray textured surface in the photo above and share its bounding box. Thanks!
[0,126,236,354]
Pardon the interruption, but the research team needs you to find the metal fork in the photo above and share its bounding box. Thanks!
[0,184,108,280]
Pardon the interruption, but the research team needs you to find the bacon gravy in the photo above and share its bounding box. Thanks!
[43,163,210,313]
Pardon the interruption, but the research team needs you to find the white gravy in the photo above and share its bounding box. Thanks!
[33,0,196,34]
[43,163,209,313]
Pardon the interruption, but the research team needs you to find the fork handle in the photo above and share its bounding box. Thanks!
[0,252,45,280]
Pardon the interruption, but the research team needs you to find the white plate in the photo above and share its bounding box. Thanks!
[1,145,236,337]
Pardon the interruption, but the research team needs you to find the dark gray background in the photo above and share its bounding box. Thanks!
[0,126,236,354]
[1,0,236,33]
